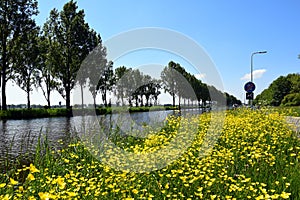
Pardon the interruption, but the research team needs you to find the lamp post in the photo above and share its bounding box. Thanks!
[249,50,267,106]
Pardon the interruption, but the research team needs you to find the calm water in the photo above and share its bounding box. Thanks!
[0,109,203,162]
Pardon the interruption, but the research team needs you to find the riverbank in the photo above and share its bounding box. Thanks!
[0,106,179,120]
[1,108,299,199]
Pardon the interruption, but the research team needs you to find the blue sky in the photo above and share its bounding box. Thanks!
[7,0,300,105]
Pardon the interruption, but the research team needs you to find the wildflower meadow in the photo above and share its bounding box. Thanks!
[0,108,299,199]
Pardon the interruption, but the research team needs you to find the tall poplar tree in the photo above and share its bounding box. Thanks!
[49,0,98,109]
[0,0,38,110]
[12,26,40,109]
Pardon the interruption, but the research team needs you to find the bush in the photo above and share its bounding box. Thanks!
[281,93,300,106]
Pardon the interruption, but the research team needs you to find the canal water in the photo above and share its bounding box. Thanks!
[0,109,203,164]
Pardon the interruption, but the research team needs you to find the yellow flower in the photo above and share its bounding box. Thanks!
[66,191,77,197]
[27,173,35,181]
[1,194,11,200]
[29,164,40,173]
[38,192,56,200]
[55,176,66,189]
[0,183,6,188]
[10,178,18,185]
[132,189,139,194]
[18,186,24,192]
[280,192,291,199]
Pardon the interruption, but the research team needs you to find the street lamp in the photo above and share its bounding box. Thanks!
[249,50,267,106]
[251,51,267,83]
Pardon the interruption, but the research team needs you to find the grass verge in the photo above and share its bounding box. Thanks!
[0,108,299,199]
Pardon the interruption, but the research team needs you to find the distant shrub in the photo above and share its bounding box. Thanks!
[281,93,300,106]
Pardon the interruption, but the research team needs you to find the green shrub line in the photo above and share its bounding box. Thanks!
[0,106,179,120]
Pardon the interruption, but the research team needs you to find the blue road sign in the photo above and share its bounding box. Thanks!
[244,82,256,92]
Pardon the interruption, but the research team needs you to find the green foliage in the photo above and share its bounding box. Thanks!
[12,25,40,109]
[255,73,300,106]
[0,108,70,120]
[1,110,300,199]
[225,92,242,106]
[0,0,39,110]
[48,0,100,109]
[1,1,239,111]
[281,93,300,106]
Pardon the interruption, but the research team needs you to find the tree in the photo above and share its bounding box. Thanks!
[141,75,152,107]
[161,61,202,107]
[270,76,291,106]
[281,93,300,106]
[114,66,130,106]
[12,26,40,109]
[254,73,300,106]
[287,73,300,94]
[78,30,103,108]
[225,92,242,106]
[161,61,178,107]
[97,61,115,107]
[38,10,61,107]
[0,0,38,110]
[49,0,97,109]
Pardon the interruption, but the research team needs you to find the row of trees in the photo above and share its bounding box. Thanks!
[254,73,300,106]
[1,0,240,110]
[1,0,102,110]
[76,60,239,109]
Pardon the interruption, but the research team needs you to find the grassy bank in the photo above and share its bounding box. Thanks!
[274,106,300,117]
[1,108,300,199]
[0,108,71,120]
[0,106,178,120]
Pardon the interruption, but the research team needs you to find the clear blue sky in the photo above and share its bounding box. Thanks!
[7,0,300,105]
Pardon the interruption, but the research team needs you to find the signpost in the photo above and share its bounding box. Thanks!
[246,92,254,100]
[244,81,256,100]
[244,81,256,92]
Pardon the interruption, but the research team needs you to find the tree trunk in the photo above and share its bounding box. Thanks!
[102,90,107,107]
[66,84,71,109]
[140,95,144,107]
[172,93,175,107]
[146,96,149,107]
[93,95,96,109]
[1,68,7,110]
[47,89,51,108]
[27,91,31,109]
[80,84,84,109]
[1,41,7,110]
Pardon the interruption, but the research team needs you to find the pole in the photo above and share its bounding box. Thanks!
[249,51,267,106]
[251,53,254,83]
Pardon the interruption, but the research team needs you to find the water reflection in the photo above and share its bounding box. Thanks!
[0,109,203,162]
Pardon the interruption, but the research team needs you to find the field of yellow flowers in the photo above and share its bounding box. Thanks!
[0,108,299,199]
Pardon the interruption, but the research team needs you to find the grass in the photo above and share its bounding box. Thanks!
[0,108,71,120]
[273,106,300,117]
[0,106,179,120]
[0,108,300,199]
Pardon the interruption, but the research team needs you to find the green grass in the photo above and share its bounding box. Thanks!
[0,106,179,120]
[0,108,299,199]
[272,106,300,117]
[0,108,71,120]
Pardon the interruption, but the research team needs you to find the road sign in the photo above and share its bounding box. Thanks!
[244,82,256,92]
[246,92,254,100]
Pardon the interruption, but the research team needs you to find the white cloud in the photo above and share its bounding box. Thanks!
[241,69,267,81]
[195,73,206,80]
